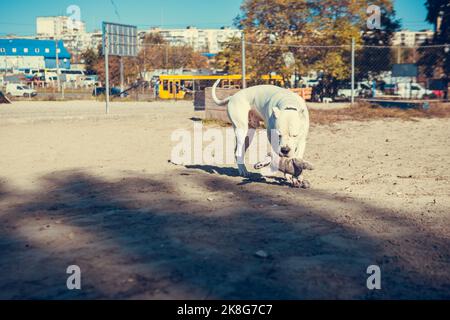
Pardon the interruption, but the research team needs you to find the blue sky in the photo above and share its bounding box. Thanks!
[0,0,432,36]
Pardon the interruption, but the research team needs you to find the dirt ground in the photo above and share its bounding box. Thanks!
[0,100,449,299]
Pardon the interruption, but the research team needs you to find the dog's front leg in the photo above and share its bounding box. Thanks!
[283,173,299,188]
[235,128,249,177]
[291,176,302,188]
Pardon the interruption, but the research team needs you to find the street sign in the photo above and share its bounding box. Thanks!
[392,64,418,78]
[102,22,138,57]
[102,22,137,114]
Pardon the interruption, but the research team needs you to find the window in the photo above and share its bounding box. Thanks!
[24,48,28,53]
[0,48,5,53]
[45,48,50,53]
[12,48,17,53]
[35,48,40,53]
[56,48,61,54]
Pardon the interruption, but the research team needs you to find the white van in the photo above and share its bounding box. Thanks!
[6,84,37,97]
[337,82,383,99]
[397,83,433,99]
[22,69,45,79]
[61,70,85,82]
[44,71,59,83]
[80,76,97,87]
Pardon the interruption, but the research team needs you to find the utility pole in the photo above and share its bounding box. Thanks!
[55,39,61,94]
[142,46,146,95]
[4,51,7,78]
[241,32,246,89]
[120,56,124,97]
[105,31,110,114]
[165,44,169,73]
[351,37,355,105]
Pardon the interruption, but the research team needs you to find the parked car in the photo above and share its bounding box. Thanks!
[61,69,85,82]
[427,79,447,99]
[5,84,37,97]
[305,79,320,87]
[81,76,98,87]
[21,68,45,80]
[337,82,382,100]
[396,83,434,99]
[44,72,59,83]
[92,87,128,97]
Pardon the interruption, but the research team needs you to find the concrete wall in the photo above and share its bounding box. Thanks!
[0,56,45,70]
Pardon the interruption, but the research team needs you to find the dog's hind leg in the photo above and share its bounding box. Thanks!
[234,127,249,177]
[228,100,252,177]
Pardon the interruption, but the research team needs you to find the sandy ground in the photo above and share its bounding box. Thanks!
[0,100,449,300]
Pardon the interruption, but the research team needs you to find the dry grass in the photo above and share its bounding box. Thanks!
[201,118,231,127]
[310,101,450,125]
[202,101,450,128]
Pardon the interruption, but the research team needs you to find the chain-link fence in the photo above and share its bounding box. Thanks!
[6,40,447,103]
[237,41,449,102]
[353,44,449,101]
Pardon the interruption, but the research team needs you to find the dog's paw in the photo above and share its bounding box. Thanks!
[254,162,269,170]
[291,177,301,188]
[301,180,311,189]
[291,179,311,189]
[238,165,250,178]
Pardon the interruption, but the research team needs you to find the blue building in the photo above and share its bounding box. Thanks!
[0,38,71,71]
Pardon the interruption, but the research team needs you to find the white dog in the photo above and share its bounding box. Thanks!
[212,79,310,179]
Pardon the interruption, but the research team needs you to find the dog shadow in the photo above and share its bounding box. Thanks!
[185,165,292,187]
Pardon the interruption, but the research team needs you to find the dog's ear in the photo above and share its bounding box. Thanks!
[273,108,281,119]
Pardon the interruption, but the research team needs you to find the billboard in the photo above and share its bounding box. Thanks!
[102,22,138,57]
[392,64,418,78]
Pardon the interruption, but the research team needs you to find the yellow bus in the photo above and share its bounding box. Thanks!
[158,74,284,100]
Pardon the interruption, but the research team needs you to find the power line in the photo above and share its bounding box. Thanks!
[240,41,449,49]
[110,0,121,20]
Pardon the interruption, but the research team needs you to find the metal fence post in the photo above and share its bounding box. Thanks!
[351,37,355,105]
[120,56,124,98]
[242,32,247,89]
[55,39,61,96]
[105,32,110,114]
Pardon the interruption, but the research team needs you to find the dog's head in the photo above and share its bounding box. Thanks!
[273,107,302,158]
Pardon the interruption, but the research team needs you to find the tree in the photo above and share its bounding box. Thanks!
[217,0,399,83]
[356,1,401,81]
[81,48,100,74]
[139,35,208,73]
[142,33,166,45]
[94,55,121,86]
[418,0,449,77]
[214,37,242,75]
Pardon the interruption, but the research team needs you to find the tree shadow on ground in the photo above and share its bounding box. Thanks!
[0,170,449,299]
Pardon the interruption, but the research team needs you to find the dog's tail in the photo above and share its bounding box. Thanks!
[211,79,232,106]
